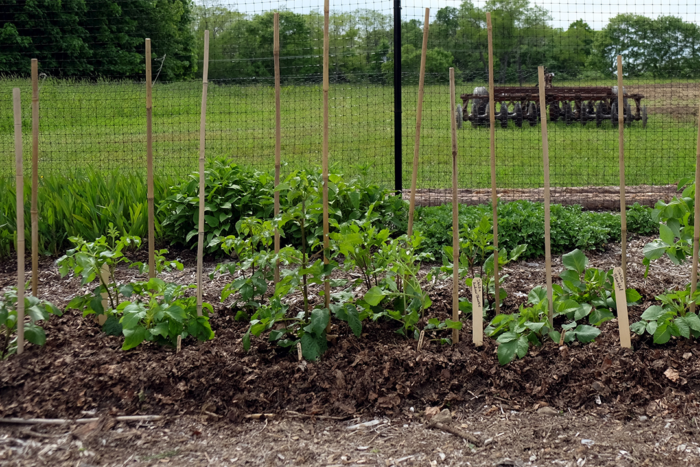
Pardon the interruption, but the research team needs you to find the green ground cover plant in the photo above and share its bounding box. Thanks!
[0,287,61,359]
[414,201,656,259]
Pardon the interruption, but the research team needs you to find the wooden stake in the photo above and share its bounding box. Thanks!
[617,55,627,283]
[30,59,39,298]
[486,13,500,314]
[196,31,210,317]
[538,67,554,327]
[13,88,25,356]
[449,67,460,344]
[612,267,632,348]
[322,0,330,318]
[146,39,155,279]
[273,13,281,284]
[472,277,483,346]
[692,87,700,312]
[407,8,430,238]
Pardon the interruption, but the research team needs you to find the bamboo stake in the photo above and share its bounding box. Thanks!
[538,67,553,327]
[196,31,210,317]
[449,67,459,345]
[146,39,155,279]
[273,13,281,284]
[486,13,500,314]
[407,8,430,238]
[322,0,330,317]
[692,92,700,313]
[617,55,627,283]
[30,59,39,297]
[13,88,25,355]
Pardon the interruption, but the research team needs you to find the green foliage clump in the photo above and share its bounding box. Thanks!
[0,169,175,258]
[159,158,406,254]
[632,286,700,344]
[414,200,656,259]
[0,288,62,359]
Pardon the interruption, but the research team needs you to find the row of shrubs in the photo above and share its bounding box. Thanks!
[0,158,658,259]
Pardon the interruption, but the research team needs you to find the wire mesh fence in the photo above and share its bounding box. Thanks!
[1,0,699,209]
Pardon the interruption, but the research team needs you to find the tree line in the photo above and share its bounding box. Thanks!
[1,0,699,82]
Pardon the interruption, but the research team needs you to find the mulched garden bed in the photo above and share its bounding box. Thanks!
[1,235,699,422]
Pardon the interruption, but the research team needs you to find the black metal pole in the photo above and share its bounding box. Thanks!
[393,0,402,194]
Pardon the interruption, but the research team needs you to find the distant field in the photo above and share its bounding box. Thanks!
[0,77,697,190]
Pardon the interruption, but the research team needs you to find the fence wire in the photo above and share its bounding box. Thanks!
[1,0,699,210]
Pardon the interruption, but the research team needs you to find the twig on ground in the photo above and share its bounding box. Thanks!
[285,410,350,420]
[427,421,482,446]
[0,415,163,425]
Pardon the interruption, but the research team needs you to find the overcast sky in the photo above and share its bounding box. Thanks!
[208,0,699,29]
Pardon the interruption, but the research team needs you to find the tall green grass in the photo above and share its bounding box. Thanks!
[0,169,175,257]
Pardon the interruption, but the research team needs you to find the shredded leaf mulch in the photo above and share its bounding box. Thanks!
[1,236,699,421]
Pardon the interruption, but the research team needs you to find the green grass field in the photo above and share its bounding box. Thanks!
[1,77,697,189]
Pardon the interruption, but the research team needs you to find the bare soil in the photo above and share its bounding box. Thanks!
[2,235,700,465]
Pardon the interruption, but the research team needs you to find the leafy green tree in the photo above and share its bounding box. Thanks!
[382,44,457,84]
[589,14,700,78]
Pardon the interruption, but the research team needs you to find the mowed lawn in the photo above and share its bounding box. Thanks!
[0,77,697,189]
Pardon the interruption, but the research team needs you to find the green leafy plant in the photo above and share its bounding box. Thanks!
[433,215,527,315]
[243,298,330,361]
[358,234,437,338]
[553,249,641,326]
[485,286,556,365]
[116,278,215,350]
[631,285,700,343]
[212,217,299,318]
[486,286,602,365]
[0,287,62,359]
[642,177,694,275]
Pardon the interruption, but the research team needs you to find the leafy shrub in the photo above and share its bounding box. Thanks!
[632,285,700,343]
[0,287,62,359]
[414,200,657,259]
[159,159,406,254]
[553,249,641,327]
[117,279,215,350]
[57,228,210,350]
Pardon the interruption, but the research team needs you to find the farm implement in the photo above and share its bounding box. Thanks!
[457,73,647,129]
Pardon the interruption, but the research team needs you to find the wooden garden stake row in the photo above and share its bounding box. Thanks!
[13,88,25,355]
[449,67,459,344]
[31,60,39,297]
[273,13,282,284]
[486,12,500,315]
[407,8,430,238]
[196,30,210,317]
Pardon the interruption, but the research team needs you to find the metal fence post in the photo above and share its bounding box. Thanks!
[393,0,402,193]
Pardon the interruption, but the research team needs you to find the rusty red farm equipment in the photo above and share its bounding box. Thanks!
[457,74,647,129]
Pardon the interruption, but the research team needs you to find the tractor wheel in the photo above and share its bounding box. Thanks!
[642,106,648,128]
[471,101,479,128]
[611,103,618,127]
[564,102,572,125]
[596,102,603,127]
[514,102,523,128]
[500,102,509,128]
[625,102,632,126]
[528,102,537,126]
[456,104,463,129]
[550,102,560,122]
